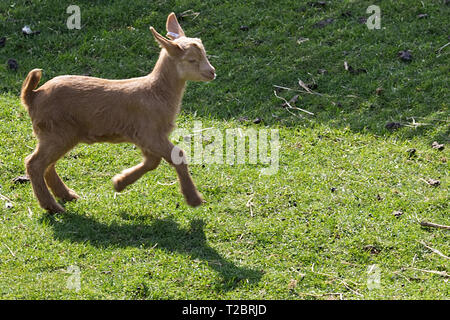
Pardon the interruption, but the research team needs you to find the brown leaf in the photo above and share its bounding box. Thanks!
[307,83,318,90]
[393,210,404,218]
[385,122,402,130]
[7,58,18,71]
[406,148,417,158]
[344,61,367,74]
[398,50,413,62]
[289,95,300,105]
[358,17,367,24]
[314,18,334,28]
[288,279,298,290]
[297,37,309,44]
[426,179,440,187]
[341,11,352,18]
[308,1,327,7]
[13,175,30,184]
[431,141,444,150]
[363,245,381,255]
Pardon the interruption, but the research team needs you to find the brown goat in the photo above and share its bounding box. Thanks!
[20,13,216,213]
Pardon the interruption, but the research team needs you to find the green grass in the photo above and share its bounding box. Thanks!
[0,0,449,299]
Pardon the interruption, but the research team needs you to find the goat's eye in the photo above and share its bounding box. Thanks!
[188,59,197,64]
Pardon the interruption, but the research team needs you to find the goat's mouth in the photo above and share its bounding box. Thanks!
[201,72,216,81]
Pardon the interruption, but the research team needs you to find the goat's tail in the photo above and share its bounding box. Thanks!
[20,68,42,111]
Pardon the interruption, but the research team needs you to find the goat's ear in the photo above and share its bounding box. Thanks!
[150,27,183,56]
[166,12,185,40]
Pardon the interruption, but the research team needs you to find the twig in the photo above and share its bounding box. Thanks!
[0,193,13,203]
[246,194,255,217]
[405,267,449,278]
[179,9,200,20]
[310,269,362,297]
[344,61,350,71]
[156,181,177,186]
[403,117,431,128]
[420,220,450,230]
[298,79,313,94]
[436,42,450,55]
[392,269,412,283]
[419,241,449,260]
[296,292,344,300]
[273,90,314,116]
[274,84,358,100]
[407,116,450,123]
[27,207,33,219]
[113,190,131,199]
[298,79,325,97]
[273,84,301,92]
[192,127,215,133]
[4,244,16,258]
[273,91,303,118]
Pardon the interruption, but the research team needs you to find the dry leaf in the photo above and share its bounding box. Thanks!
[288,279,298,289]
[398,50,413,62]
[7,58,18,71]
[344,61,367,74]
[431,141,444,150]
[385,122,402,130]
[13,175,30,184]
[363,245,381,254]
[314,18,334,28]
[426,179,440,187]
[393,210,404,218]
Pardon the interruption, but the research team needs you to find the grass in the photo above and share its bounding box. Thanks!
[0,0,449,299]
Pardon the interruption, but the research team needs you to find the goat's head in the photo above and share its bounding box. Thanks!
[150,13,216,82]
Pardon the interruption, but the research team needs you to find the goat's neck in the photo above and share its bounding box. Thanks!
[150,50,186,111]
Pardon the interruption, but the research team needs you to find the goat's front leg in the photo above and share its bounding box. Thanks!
[146,140,204,207]
[113,153,161,192]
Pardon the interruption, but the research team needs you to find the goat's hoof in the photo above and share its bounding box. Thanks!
[112,174,126,192]
[61,191,80,202]
[45,203,66,214]
[186,193,204,207]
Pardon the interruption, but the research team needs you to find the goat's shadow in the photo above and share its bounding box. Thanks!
[41,212,262,291]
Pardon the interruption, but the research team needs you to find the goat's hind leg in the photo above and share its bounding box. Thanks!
[26,139,75,213]
[113,153,161,192]
[26,147,63,213]
[45,163,79,202]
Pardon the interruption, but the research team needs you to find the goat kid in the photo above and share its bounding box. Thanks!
[20,13,216,213]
